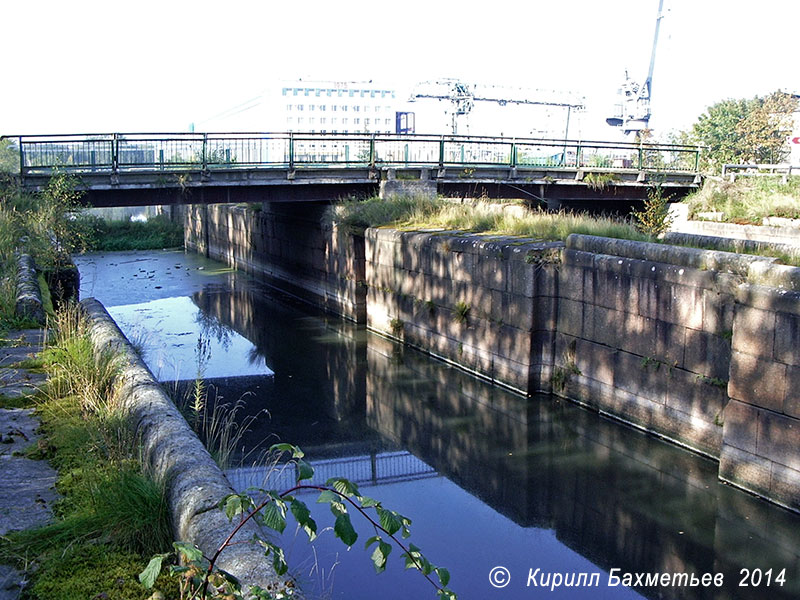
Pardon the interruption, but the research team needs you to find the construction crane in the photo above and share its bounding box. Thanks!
[408,78,585,136]
[606,0,665,137]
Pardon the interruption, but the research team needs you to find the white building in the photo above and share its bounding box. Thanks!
[280,80,398,135]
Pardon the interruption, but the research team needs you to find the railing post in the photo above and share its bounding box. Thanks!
[638,145,644,170]
[288,132,295,170]
[202,133,208,171]
[369,133,376,168]
[439,136,445,170]
[694,148,700,172]
[510,140,517,168]
[18,136,24,177]
[112,133,119,174]
[575,143,582,168]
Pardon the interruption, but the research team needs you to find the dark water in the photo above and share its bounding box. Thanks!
[76,250,800,600]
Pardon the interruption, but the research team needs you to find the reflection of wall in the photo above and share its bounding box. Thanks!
[191,287,367,441]
[185,202,365,322]
[365,333,800,600]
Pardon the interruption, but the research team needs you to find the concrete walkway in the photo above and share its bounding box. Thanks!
[0,330,58,600]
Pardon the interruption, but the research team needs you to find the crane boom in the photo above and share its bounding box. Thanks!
[410,79,584,135]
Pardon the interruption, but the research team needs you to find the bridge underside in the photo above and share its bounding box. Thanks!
[21,165,698,209]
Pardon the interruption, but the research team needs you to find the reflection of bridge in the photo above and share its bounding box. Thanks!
[227,450,438,493]
[5,132,701,208]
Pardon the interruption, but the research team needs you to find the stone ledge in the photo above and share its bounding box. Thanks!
[80,298,282,592]
[15,254,45,325]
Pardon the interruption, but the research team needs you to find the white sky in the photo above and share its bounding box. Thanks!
[2,0,798,139]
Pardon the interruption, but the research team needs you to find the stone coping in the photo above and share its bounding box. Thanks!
[80,298,282,592]
[15,254,45,325]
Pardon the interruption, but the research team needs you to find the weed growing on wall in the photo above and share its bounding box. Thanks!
[140,444,457,600]
[633,185,674,237]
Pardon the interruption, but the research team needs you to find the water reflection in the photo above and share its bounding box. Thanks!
[77,251,800,600]
[198,286,800,600]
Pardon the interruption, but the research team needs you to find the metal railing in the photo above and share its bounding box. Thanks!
[2,132,702,176]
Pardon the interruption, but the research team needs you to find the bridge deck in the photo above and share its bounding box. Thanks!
[2,132,701,206]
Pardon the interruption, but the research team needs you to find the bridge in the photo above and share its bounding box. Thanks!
[2,132,702,208]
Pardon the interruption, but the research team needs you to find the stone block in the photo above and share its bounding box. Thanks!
[773,312,800,367]
[592,305,621,349]
[783,365,800,418]
[728,351,787,412]
[768,462,800,512]
[666,367,728,423]
[636,277,660,319]
[533,295,558,332]
[559,265,585,301]
[622,312,657,358]
[556,298,584,338]
[732,305,776,359]
[721,399,759,454]
[657,283,704,329]
[756,410,800,471]
[613,349,668,404]
[702,288,736,335]
[683,329,731,381]
[655,320,686,366]
[719,444,773,497]
[508,258,535,297]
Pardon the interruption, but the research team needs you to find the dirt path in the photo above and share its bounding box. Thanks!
[0,330,58,600]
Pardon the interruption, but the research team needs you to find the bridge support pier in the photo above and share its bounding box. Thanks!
[379,168,438,200]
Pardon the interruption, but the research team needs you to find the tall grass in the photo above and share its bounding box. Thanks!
[684,176,800,223]
[328,194,651,242]
[85,214,184,251]
[0,304,174,599]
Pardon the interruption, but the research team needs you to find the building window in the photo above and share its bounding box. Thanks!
[297,104,304,111]
[353,106,360,112]
[341,105,348,112]
[354,118,360,125]
[342,118,349,125]
[331,105,337,112]
[319,105,326,111]
[320,118,326,124]
[282,88,289,96]
[309,104,315,111]
[365,118,370,126]
[286,104,292,111]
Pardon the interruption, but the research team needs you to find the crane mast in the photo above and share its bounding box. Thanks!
[606,0,665,137]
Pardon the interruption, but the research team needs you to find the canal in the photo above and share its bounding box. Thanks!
[75,249,800,600]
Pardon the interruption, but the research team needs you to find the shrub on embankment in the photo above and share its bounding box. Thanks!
[0,304,177,599]
[683,176,800,224]
[84,214,184,251]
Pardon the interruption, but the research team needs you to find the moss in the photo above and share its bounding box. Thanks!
[27,545,178,600]
[0,392,36,409]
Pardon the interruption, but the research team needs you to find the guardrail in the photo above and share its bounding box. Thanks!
[1,132,702,175]
[721,163,794,183]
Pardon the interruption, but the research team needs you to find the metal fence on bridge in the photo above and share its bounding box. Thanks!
[3,132,701,175]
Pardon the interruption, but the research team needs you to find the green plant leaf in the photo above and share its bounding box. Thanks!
[365,535,381,549]
[334,513,358,547]
[138,553,169,588]
[290,498,317,541]
[326,477,360,498]
[437,589,458,600]
[317,489,347,516]
[173,541,204,563]
[436,567,451,587]
[260,499,287,533]
[270,443,304,459]
[260,540,289,576]
[296,459,314,482]
[370,539,393,574]
[359,495,380,508]
[377,507,401,536]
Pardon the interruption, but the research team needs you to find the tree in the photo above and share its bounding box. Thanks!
[686,91,798,173]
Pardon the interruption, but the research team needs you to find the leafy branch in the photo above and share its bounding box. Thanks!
[140,443,456,600]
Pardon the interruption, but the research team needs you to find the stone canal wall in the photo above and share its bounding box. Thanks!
[185,204,800,511]
[365,228,561,394]
[185,203,365,321]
